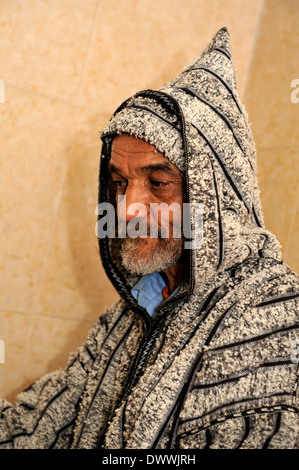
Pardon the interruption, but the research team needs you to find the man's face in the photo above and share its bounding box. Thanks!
[109,134,186,275]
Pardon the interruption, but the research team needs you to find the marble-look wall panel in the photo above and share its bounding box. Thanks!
[256,148,299,265]
[0,0,99,101]
[244,0,299,149]
[244,0,299,272]
[79,0,262,112]
[0,86,76,313]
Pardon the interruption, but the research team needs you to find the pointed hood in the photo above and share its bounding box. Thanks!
[98,27,281,305]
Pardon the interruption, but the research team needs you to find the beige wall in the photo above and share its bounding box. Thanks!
[0,0,298,403]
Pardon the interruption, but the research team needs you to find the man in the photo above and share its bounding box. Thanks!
[0,27,298,449]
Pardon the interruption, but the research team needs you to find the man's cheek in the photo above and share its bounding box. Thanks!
[149,203,182,238]
[117,195,148,222]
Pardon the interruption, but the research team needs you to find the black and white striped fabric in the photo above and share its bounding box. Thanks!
[1,27,298,449]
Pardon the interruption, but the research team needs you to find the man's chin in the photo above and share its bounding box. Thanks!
[120,237,183,276]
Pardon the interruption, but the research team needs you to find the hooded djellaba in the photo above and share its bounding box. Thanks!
[0,28,298,449]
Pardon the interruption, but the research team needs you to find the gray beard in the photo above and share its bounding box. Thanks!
[120,237,184,276]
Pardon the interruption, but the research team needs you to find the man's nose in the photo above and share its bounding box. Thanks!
[117,183,149,222]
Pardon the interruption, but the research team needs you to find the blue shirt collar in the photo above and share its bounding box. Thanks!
[131,272,180,317]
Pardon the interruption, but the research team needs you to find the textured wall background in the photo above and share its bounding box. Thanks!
[0,0,298,403]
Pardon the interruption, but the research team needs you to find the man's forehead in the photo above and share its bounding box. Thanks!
[111,134,161,155]
[110,134,182,177]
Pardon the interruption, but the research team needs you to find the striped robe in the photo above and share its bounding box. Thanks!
[0,27,298,449]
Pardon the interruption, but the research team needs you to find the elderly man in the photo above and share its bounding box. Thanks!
[0,28,298,449]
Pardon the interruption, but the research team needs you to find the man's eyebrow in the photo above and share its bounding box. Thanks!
[108,163,122,174]
[140,163,176,174]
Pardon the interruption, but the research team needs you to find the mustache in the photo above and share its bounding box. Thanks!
[117,218,164,238]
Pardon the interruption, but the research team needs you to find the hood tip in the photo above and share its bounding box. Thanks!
[210,26,231,54]
[218,26,229,34]
[215,26,230,42]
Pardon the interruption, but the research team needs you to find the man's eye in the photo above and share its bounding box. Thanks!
[150,180,169,188]
[113,180,126,189]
